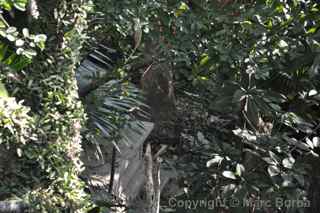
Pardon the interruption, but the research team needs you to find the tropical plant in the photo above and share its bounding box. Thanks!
[0,0,92,212]
[76,42,151,147]
[88,0,320,212]
[0,0,319,212]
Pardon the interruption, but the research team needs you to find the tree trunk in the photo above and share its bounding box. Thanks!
[144,143,161,213]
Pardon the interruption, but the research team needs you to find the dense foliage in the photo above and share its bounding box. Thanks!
[0,0,91,212]
[0,0,319,212]
[91,0,320,212]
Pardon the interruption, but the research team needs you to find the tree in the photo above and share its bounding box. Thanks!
[0,0,319,212]
[89,1,320,212]
[0,0,91,212]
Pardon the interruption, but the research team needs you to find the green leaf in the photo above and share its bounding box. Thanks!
[307,27,317,34]
[15,39,24,47]
[313,137,320,147]
[0,19,7,29]
[0,82,8,97]
[269,151,280,165]
[200,54,209,66]
[0,42,31,70]
[6,27,17,34]
[282,157,295,169]
[23,49,37,58]
[236,164,245,177]
[222,171,237,180]
[22,28,29,37]
[206,155,223,167]
[267,165,280,177]
[0,43,8,61]
[174,2,189,17]
[13,0,28,11]
[34,34,47,43]
[1,2,12,10]
[17,148,23,157]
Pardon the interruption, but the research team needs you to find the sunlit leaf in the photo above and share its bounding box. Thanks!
[268,165,280,177]
[222,171,237,180]
[0,82,8,97]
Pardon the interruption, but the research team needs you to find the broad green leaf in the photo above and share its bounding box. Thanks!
[22,28,29,37]
[268,165,280,177]
[206,155,223,167]
[0,82,8,97]
[0,43,8,60]
[222,171,237,180]
[313,137,320,147]
[1,2,12,10]
[308,89,317,96]
[13,0,28,11]
[174,2,189,17]
[307,27,317,34]
[0,19,6,29]
[282,157,295,169]
[269,151,280,164]
[15,39,24,47]
[306,137,314,149]
[200,54,209,66]
[236,164,245,177]
[34,34,47,43]
[24,49,37,58]
[17,148,23,157]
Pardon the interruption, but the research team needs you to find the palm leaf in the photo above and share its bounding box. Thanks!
[76,44,152,145]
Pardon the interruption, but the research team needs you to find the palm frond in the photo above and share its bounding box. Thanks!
[85,79,151,142]
[76,44,122,97]
[76,43,153,145]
